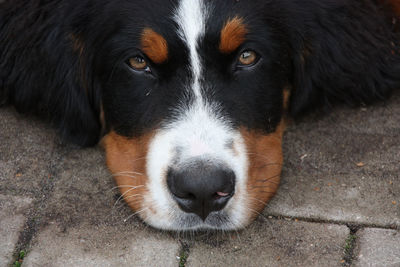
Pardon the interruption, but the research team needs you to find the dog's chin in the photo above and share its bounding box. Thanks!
[140,209,250,231]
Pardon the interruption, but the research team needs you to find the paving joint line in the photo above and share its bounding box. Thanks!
[264,214,399,230]
[9,140,70,267]
[341,226,359,267]
[177,240,190,267]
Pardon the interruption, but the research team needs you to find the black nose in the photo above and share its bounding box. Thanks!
[167,162,235,221]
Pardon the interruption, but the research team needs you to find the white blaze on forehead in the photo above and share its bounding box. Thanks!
[142,0,250,230]
[174,0,208,100]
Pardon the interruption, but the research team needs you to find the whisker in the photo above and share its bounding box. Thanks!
[113,185,144,207]
[252,180,280,186]
[116,175,141,179]
[229,222,242,242]
[254,173,281,183]
[112,171,144,176]
[247,196,268,206]
[225,207,243,241]
[111,174,142,180]
[254,190,278,194]
[122,194,143,203]
[128,156,147,163]
[247,193,283,205]
[112,194,147,214]
[247,207,271,221]
[246,156,283,166]
[123,207,149,222]
[108,185,144,192]
[246,153,283,162]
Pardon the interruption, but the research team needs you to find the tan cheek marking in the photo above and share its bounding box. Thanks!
[102,131,154,212]
[141,28,168,64]
[219,16,248,54]
[241,120,286,220]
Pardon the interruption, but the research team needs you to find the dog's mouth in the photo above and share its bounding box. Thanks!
[103,120,284,230]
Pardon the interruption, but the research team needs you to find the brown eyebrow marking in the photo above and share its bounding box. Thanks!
[141,28,168,64]
[219,16,248,54]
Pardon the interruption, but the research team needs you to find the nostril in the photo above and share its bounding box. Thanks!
[216,191,230,197]
[186,192,196,200]
[213,191,232,200]
[175,192,196,200]
[167,163,236,220]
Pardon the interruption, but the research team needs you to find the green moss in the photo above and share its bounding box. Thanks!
[344,234,356,253]
[12,250,26,267]
[342,234,357,266]
[178,250,188,267]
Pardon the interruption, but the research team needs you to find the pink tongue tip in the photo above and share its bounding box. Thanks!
[216,192,229,197]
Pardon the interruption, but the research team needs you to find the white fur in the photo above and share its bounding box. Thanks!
[174,0,207,100]
[141,0,250,230]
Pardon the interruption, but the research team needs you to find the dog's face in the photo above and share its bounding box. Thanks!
[3,0,397,231]
[96,0,291,230]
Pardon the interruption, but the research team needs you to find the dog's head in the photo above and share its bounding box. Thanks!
[89,0,290,230]
[66,0,397,230]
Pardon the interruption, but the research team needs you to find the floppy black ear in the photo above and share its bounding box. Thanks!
[0,1,102,147]
[53,68,102,147]
[38,32,103,147]
[53,34,103,147]
[288,1,400,117]
[8,43,102,147]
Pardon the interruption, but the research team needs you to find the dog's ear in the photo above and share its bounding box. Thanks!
[54,76,102,147]
[0,3,102,147]
[54,33,103,147]
[22,33,101,147]
[288,1,400,117]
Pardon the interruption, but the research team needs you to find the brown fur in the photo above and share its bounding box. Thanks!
[219,17,248,54]
[241,121,285,220]
[102,131,154,212]
[387,0,400,15]
[141,28,168,64]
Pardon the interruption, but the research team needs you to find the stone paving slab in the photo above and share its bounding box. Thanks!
[38,145,115,227]
[354,228,400,267]
[0,108,57,196]
[265,94,400,227]
[0,194,33,267]
[186,218,349,267]
[23,224,180,267]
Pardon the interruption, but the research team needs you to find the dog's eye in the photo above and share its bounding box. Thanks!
[128,56,150,72]
[238,50,258,66]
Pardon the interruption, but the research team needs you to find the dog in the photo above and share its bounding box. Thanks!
[1,0,399,230]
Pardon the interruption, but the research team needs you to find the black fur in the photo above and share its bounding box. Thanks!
[1,0,399,146]
[286,0,400,115]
